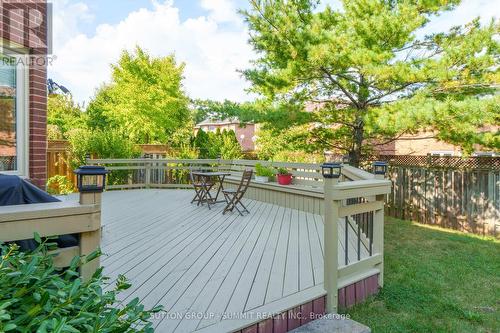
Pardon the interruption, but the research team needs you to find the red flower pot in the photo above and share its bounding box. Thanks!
[277,174,292,185]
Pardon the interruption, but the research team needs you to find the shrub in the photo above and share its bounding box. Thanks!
[255,163,274,177]
[67,128,141,186]
[46,175,75,195]
[220,130,243,159]
[276,167,291,175]
[0,240,162,332]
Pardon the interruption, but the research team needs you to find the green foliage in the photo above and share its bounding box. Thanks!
[66,129,140,169]
[47,94,85,139]
[66,128,140,185]
[255,127,325,162]
[47,124,63,141]
[46,175,75,195]
[193,129,243,159]
[276,167,290,175]
[255,163,274,177]
[220,130,244,159]
[191,99,264,125]
[243,0,500,165]
[86,46,191,144]
[194,130,211,159]
[0,241,162,333]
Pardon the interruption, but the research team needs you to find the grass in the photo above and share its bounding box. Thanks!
[345,217,500,333]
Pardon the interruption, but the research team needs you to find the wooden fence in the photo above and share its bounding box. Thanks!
[47,140,77,186]
[385,166,500,237]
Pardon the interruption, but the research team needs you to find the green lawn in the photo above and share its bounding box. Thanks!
[345,217,500,333]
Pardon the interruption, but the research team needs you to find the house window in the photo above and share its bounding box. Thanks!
[0,53,28,176]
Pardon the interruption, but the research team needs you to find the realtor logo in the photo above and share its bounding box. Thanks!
[0,1,53,55]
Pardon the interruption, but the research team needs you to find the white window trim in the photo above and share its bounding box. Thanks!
[1,47,30,177]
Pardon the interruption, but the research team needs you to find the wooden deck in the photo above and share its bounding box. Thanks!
[99,189,369,332]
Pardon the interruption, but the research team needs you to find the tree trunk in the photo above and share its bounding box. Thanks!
[350,120,364,168]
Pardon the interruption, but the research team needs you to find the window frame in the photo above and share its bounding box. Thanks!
[0,46,30,177]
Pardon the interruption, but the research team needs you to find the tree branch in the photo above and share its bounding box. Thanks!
[320,67,360,108]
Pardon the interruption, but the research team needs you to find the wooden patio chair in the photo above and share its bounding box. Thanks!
[222,170,253,216]
[189,169,214,206]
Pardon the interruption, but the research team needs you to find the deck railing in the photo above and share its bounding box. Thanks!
[86,158,391,312]
[86,158,325,189]
[0,191,102,281]
[323,170,391,312]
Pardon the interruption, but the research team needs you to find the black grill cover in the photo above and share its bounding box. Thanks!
[0,174,78,251]
[0,174,60,206]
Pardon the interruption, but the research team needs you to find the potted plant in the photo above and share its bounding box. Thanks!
[276,167,293,185]
[255,163,274,183]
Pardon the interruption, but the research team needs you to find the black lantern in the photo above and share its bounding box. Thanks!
[342,154,350,164]
[373,161,388,175]
[74,166,109,193]
[321,162,342,179]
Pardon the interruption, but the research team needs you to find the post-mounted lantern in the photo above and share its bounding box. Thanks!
[373,161,388,176]
[74,166,109,193]
[321,162,342,179]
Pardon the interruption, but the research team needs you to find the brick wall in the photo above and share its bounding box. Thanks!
[1,0,48,188]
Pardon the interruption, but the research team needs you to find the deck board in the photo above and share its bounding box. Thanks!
[99,189,369,333]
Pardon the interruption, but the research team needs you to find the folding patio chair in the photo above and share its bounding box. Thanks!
[222,170,253,216]
[189,170,214,206]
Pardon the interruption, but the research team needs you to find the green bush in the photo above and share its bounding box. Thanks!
[255,163,274,177]
[46,175,75,195]
[0,240,161,332]
[194,129,243,159]
[276,167,291,175]
[67,128,141,186]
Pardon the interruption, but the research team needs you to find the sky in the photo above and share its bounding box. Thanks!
[48,0,499,105]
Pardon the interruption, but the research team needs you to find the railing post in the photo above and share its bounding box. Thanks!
[373,162,387,288]
[75,174,104,282]
[145,155,151,189]
[321,163,342,313]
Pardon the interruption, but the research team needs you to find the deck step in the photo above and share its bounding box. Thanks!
[288,317,370,333]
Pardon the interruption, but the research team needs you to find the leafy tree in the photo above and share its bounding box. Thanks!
[256,126,324,162]
[243,0,500,166]
[87,46,191,144]
[220,130,243,159]
[66,128,140,168]
[47,94,85,139]
[191,99,265,124]
[194,129,211,158]
[193,129,243,159]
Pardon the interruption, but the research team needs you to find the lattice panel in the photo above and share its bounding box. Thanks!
[363,155,500,170]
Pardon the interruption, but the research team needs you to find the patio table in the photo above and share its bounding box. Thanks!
[191,171,231,209]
